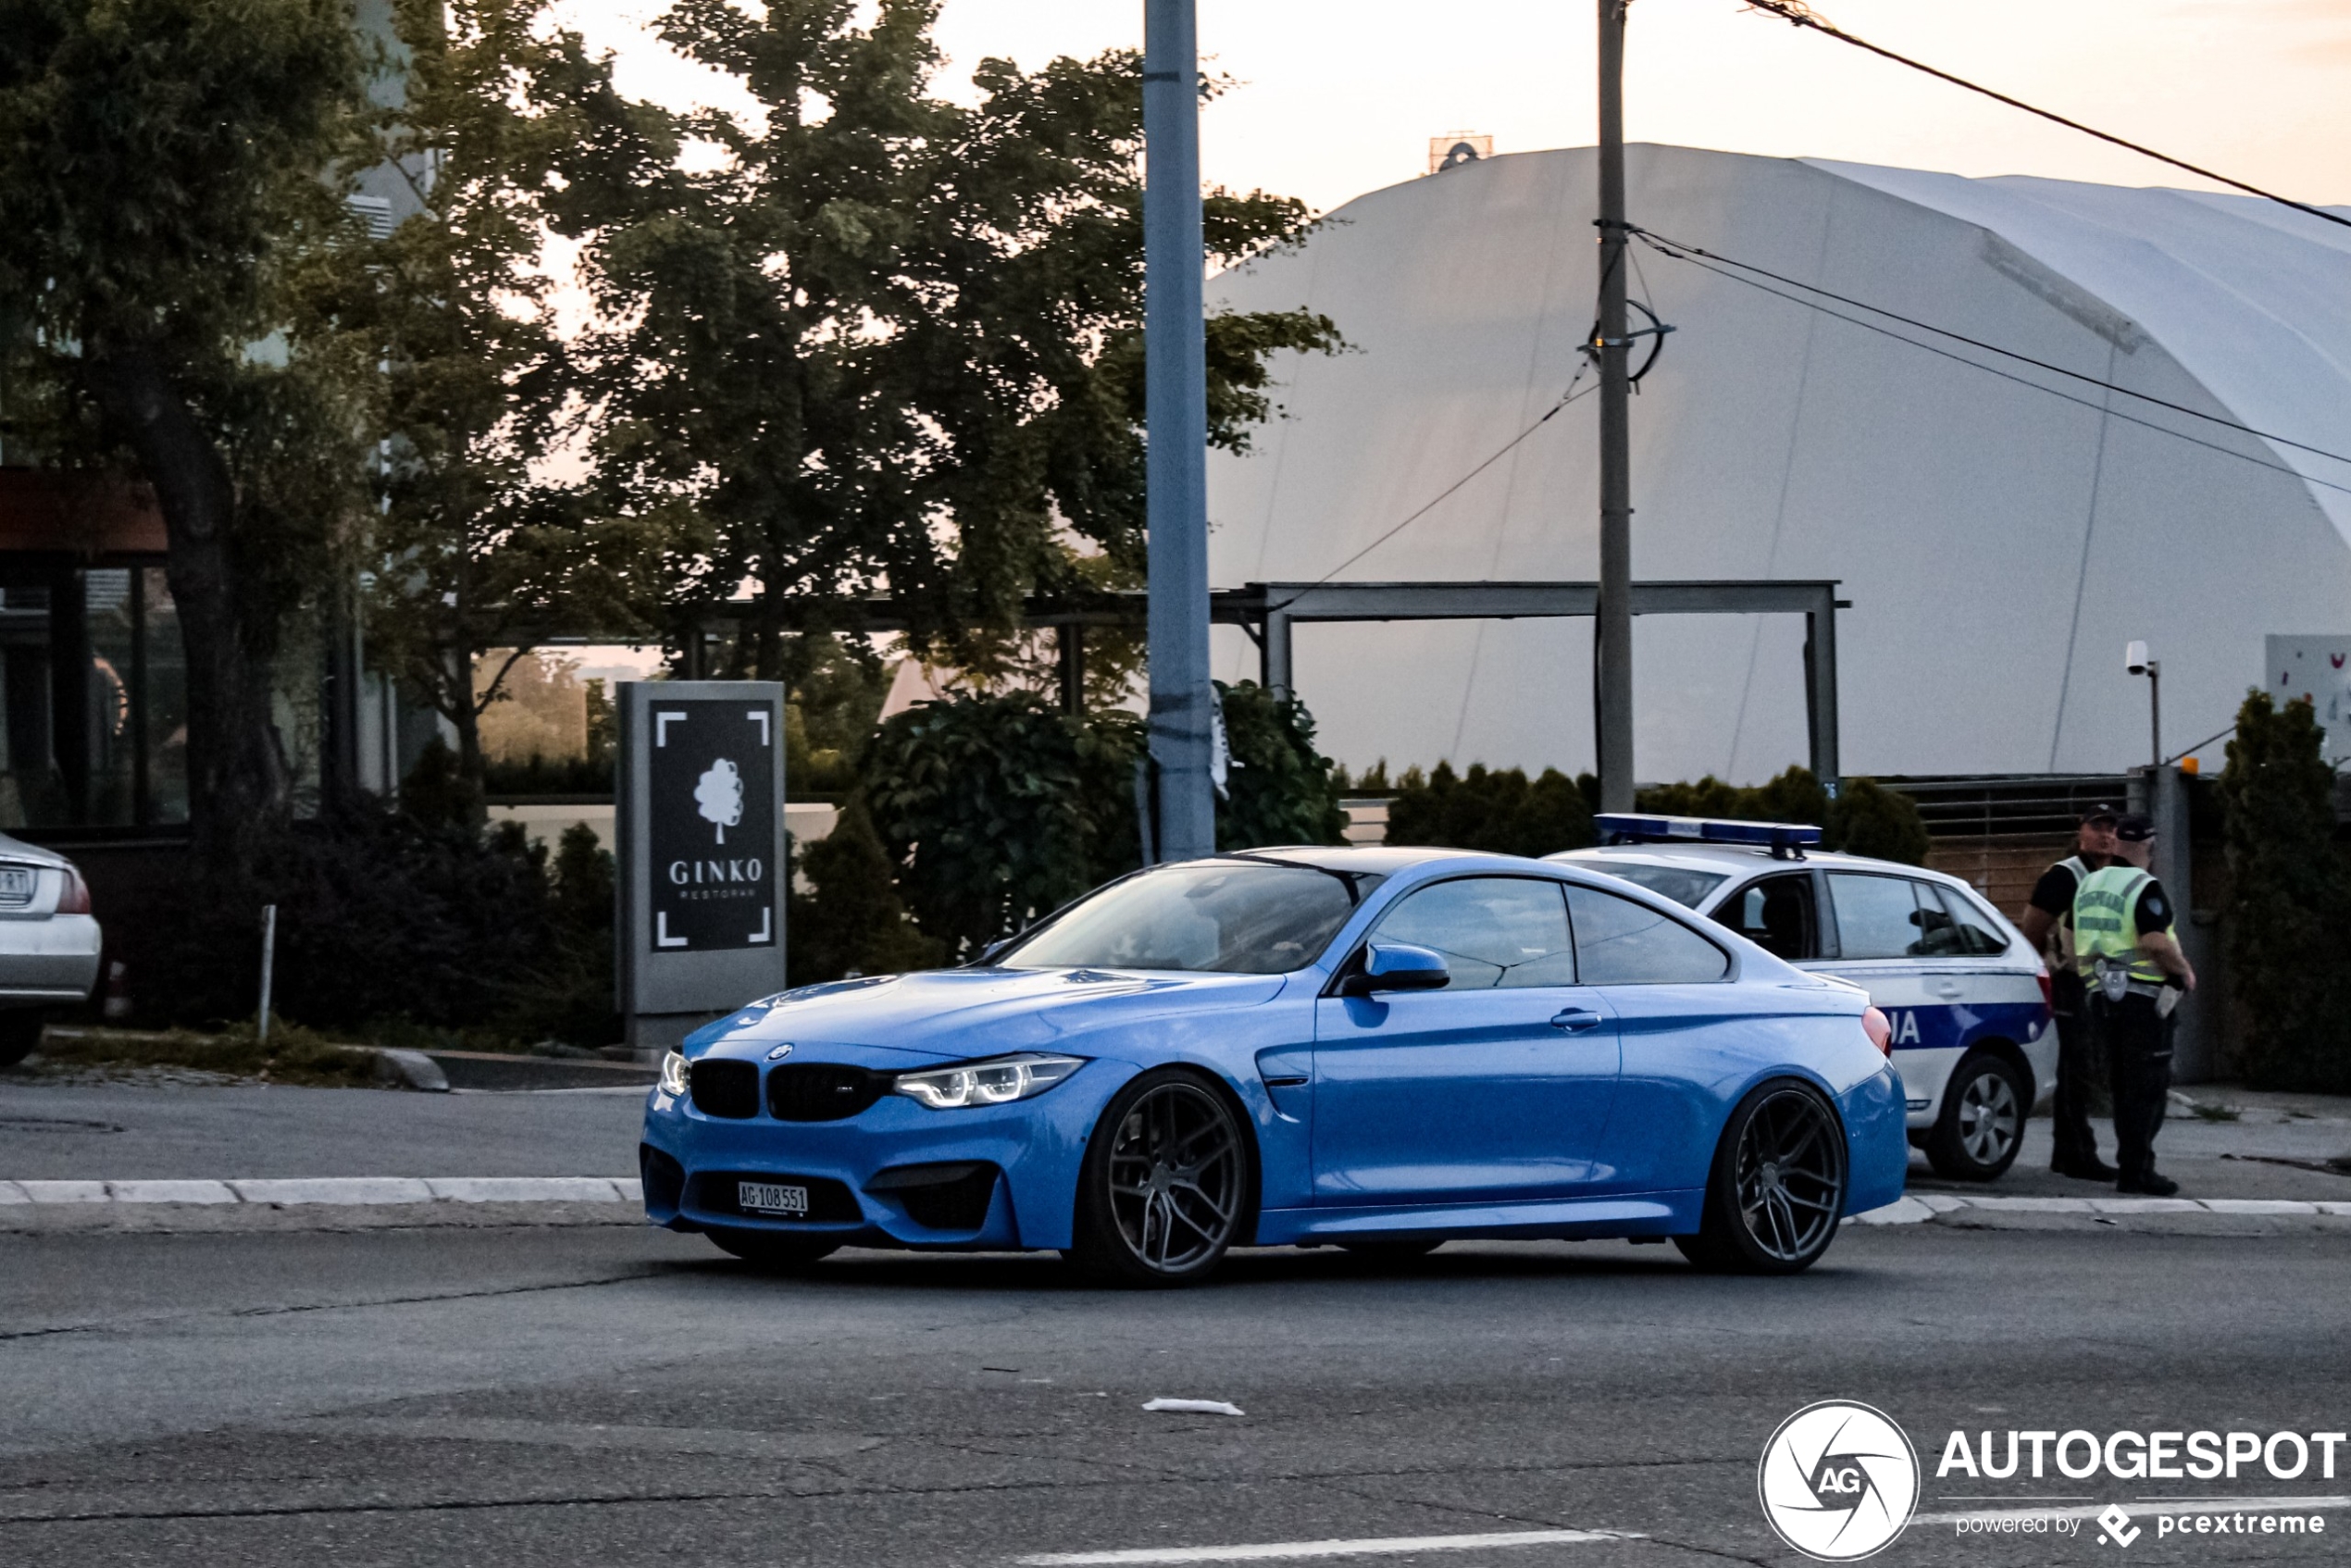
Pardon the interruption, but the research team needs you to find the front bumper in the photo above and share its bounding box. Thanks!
[639,1060,1131,1251]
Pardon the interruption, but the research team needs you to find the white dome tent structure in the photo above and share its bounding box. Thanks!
[1202,144,2351,781]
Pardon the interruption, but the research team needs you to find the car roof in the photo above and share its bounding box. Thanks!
[1550,840,1971,886]
[1211,844,1549,876]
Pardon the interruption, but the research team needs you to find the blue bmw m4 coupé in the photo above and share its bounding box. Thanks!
[640,846,1909,1285]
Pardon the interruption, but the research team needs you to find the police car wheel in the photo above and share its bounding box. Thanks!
[1923,1052,2029,1181]
[1674,1080,1847,1275]
[706,1228,841,1271]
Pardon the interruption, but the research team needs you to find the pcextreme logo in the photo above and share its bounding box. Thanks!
[1759,1400,1922,1561]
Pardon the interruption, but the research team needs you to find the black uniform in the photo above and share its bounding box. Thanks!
[2028,855,2106,1176]
[2083,875,2180,1190]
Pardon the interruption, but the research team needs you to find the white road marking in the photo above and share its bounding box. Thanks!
[1913,1496,2351,1525]
[1852,1195,2349,1226]
[1016,1528,1643,1564]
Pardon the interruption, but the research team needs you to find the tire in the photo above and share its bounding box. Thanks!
[0,1009,44,1069]
[1066,1068,1253,1288]
[705,1227,841,1271]
[1674,1080,1848,1276]
[1923,1052,2029,1182]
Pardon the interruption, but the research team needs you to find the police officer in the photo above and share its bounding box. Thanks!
[2018,805,2120,1180]
[2071,814,2196,1196]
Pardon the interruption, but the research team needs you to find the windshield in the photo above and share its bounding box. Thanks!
[1587,862,1729,910]
[996,861,1382,975]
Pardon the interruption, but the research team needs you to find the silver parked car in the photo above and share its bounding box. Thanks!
[0,832,102,1066]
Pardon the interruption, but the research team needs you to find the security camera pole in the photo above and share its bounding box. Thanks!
[1594,0,1636,812]
[1142,0,1215,861]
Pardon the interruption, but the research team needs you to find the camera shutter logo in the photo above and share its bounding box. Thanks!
[1758,1400,1920,1560]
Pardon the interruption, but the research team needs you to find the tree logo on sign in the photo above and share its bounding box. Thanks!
[695,758,744,843]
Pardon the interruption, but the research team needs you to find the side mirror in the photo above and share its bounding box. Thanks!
[1342,941,1450,997]
[976,938,1013,964]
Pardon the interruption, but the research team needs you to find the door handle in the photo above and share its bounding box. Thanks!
[1550,1008,1604,1033]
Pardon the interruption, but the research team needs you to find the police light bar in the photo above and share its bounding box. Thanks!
[1594,815,1822,852]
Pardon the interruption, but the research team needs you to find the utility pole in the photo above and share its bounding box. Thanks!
[1142,0,1216,860]
[1594,0,1636,811]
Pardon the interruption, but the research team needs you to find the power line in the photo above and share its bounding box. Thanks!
[1741,0,2351,233]
[1302,370,1598,588]
[1636,238,2351,499]
[1630,225,2351,471]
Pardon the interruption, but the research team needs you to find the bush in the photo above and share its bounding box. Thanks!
[789,803,947,984]
[1636,765,1928,865]
[863,691,1134,958]
[1216,680,1348,850]
[2219,691,2351,1091]
[1385,762,1597,857]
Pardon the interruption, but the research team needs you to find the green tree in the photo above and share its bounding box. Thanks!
[330,0,672,801]
[789,803,944,983]
[574,1,1342,673]
[0,0,372,855]
[2218,691,2351,1091]
[1385,762,1596,858]
[1216,680,1348,850]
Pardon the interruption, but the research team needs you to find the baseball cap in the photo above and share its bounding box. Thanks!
[2080,803,2120,827]
[2114,813,2157,842]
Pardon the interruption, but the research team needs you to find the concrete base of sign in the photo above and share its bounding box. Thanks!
[626,1012,728,1063]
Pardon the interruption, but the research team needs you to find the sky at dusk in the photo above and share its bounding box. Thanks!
[552,0,2351,217]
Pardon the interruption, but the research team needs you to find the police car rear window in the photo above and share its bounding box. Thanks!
[1591,864,1729,909]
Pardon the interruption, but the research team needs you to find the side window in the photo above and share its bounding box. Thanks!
[1827,873,1959,959]
[1934,883,2009,957]
[1565,883,1731,984]
[1369,877,1577,990]
[1711,875,1818,962]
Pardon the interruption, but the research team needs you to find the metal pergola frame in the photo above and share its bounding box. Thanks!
[636,577,1847,784]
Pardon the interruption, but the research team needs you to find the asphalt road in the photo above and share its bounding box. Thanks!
[6,1219,2348,1568]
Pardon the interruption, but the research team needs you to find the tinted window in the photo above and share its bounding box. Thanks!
[1586,862,1729,909]
[1934,883,2010,957]
[1714,875,1818,961]
[1001,862,1379,974]
[1370,877,1576,989]
[1565,883,1731,984]
[1827,873,1953,960]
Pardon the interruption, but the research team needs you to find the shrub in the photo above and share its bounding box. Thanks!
[1636,765,1927,865]
[789,803,947,983]
[1385,762,1597,857]
[2219,691,2351,1091]
[1216,680,1348,851]
[862,691,1122,958]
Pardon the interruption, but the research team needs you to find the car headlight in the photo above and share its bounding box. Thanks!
[659,1051,690,1097]
[893,1052,1085,1111]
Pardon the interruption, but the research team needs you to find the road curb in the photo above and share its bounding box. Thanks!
[1854,1193,2351,1226]
[0,1176,641,1205]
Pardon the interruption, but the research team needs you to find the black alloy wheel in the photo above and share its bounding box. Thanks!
[1923,1052,2029,1181]
[1676,1081,1847,1275]
[705,1227,841,1271]
[1068,1069,1250,1286]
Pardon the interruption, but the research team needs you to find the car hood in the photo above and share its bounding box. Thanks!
[686,966,1292,1066]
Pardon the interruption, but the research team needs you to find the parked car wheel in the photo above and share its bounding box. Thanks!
[1924,1052,2028,1182]
[0,1008,44,1068]
[1067,1069,1250,1288]
[1675,1081,1848,1275]
[705,1228,840,1270]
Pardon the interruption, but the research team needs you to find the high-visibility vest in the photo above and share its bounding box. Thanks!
[2072,865,2173,985]
[2046,854,2093,970]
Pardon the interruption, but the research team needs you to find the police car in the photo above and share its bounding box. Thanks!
[1549,815,2054,1181]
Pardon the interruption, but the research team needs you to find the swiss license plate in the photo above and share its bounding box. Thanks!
[738,1181,808,1216]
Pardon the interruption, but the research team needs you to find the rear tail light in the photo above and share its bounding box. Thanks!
[2035,966,2054,1014]
[57,866,92,915]
[1861,1006,1893,1057]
